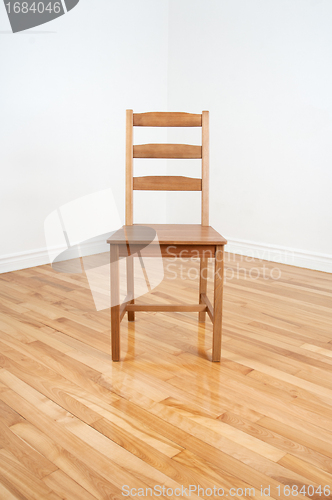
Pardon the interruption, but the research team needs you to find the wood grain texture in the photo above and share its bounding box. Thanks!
[200,292,214,322]
[126,304,207,313]
[110,245,120,361]
[199,258,208,322]
[201,110,209,225]
[118,244,217,258]
[133,111,202,127]
[125,109,133,225]
[133,143,202,159]
[126,255,135,321]
[133,175,202,191]
[107,224,227,245]
[212,245,224,361]
[0,255,332,498]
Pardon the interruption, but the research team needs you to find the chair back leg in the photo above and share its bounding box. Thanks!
[111,245,120,361]
[199,258,208,322]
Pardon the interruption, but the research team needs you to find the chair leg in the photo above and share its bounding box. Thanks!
[199,258,208,322]
[212,245,224,362]
[111,245,120,361]
[127,255,135,321]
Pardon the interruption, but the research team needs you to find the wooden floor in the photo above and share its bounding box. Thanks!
[0,253,332,500]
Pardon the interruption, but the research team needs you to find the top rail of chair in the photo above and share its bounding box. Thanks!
[132,112,203,127]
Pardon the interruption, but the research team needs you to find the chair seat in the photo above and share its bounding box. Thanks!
[108,224,227,246]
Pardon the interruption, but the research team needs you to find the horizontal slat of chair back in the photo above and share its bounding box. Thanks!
[133,112,202,127]
[133,176,202,191]
[133,144,202,159]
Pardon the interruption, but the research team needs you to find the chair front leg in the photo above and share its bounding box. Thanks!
[111,244,120,361]
[212,245,224,362]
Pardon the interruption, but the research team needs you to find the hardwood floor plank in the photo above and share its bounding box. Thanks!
[149,399,286,462]
[0,351,111,424]
[0,257,331,498]
[0,450,62,500]
[222,348,332,411]
[113,399,318,497]
[0,473,29,500]
[64,417,203,497]
[73,394,184,457]
[0,369,72,421]
[11,422,121,500]
[0,389,153,496]
[0,398,24,427]
[43,469,98,500]
[278,454,332,485]
[219,412,332,475]
[173,449,269,500]
[0,419,57,479]
[258,416,332,464]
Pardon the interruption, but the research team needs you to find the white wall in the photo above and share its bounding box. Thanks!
[0,0,169,271]
[1,0,332,273]
[167,0,332,271]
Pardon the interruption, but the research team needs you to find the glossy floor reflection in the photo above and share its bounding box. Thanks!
[0,254,332,498]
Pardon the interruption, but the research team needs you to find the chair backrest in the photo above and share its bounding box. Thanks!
[125,110,209,226]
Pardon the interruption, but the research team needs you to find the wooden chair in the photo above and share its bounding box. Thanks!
[107,110,227,361]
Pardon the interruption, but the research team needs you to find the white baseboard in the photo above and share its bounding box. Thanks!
[0,238,109,274]
[226,238,332,274]
[1,237,331,275]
